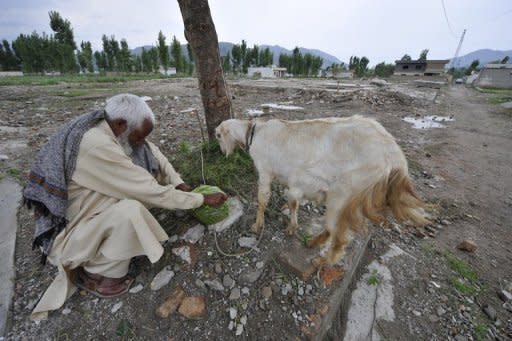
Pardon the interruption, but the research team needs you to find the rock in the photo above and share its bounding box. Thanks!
[235,324,244,336]
[412,310,422,317]
[428,314,439,323]
[436,306,446,316]
[498,289,512,302]
[320,266,345,287]
[262,286,272,299]
[298,287,304,296]
[228,321,235,330]
[150,266,175,291]
[229,307,237,319]
[156,286,186,318]
[240,315,247,325]
[229,287,241,300]
[62,308,71,315]
[256,261,264,269]
[504,302,512,312]
[172,244,197,265]
[370,78,388,87]
[181,224,205,244]
[129,284,144,294]
[204,279,224,292]
[415,229,426,238]
[209,197,244,233]
[239,268,263,284]
[440,219,452,225]
[483,304,497,321]
[281,283,293,296]
[195,279,206,290]
[241,287,250,295]
[111,302,123,314]
[178,296,206,319]
[457,240,477,252]
[215,262,223,274]
[0,154,9,161]
[175,209,186,218]
[168,235,179,243]
[223,275,235,288]
[238,237,257,248]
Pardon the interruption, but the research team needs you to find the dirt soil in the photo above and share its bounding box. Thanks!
[1,77,511,340]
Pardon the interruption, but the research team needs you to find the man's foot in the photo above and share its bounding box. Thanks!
[72,267,134,298]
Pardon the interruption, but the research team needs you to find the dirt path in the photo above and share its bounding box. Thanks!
[429,85,512,285]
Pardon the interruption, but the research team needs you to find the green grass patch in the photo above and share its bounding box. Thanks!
[367,269,380,286]
[57,89,91,97]
[0,73,168,86]
[473,322,488,341]
[446,253,479,295]
[172,141,257,199]
[475,87,512,105]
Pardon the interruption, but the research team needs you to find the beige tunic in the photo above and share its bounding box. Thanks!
[31,120,203,319]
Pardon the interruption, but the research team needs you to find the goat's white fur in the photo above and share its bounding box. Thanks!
[216,116,427,265]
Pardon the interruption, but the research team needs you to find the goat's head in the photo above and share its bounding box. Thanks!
[215,119,246,156]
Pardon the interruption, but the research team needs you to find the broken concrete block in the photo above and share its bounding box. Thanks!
[155,286,186,318]
[457,240,477,252]
[276,238,318,281]
[178,296,206,319]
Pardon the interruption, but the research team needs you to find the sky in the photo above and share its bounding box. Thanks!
[1,0,511,65]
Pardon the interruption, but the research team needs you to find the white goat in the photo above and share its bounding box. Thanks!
[215,116,428,266]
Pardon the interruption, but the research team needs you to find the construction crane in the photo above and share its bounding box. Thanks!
[449,29,467,69]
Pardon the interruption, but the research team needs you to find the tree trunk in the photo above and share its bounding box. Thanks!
[177,0,233,141]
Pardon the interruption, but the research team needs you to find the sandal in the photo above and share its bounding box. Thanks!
[72,267,134,299]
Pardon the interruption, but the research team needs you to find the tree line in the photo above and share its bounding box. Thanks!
[0,11,195,75]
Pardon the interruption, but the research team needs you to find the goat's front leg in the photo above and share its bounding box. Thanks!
[286,188,302,236]
[251,173,272,233]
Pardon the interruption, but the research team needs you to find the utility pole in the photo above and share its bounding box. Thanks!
[450,29,467,69]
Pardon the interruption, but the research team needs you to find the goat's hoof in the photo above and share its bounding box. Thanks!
[286,225,297,236]
[250,223,262,234]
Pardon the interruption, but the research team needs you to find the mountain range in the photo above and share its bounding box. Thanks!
[132,43,510,69]
[132,42,342,68]
[449,49,512,68]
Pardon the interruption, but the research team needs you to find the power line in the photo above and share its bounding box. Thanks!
[441,0,458,38]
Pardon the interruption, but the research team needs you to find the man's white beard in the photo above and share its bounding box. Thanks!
[117,130,133,156]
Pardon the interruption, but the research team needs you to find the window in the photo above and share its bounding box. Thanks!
[415,65,423,70]
[403,65,409,70]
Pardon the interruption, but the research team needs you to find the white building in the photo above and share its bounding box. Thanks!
[159,67,177,76]
[247,66,287,78]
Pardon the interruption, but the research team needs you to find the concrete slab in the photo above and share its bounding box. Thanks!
[500,101,512,109]
[275,229,371,340]
[0,179,22,336]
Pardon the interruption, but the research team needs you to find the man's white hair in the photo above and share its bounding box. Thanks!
[105,93,155,130]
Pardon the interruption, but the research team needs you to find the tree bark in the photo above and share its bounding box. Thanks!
[177,0,232,141]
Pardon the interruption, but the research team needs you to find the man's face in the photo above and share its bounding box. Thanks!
[128,119,153,147]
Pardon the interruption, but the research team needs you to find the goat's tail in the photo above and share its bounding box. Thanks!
[337,168,429,235]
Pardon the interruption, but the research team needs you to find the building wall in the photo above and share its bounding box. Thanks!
[475,68,512,88]
[247,67,275,78]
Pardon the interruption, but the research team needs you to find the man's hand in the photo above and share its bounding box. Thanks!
[203,192,228,208]
[175,183,192,192]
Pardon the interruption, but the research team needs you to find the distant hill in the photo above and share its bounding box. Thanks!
[449,49,512,68]
[132,42,343,68]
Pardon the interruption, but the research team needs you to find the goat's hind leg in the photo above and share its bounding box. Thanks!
[312,191,351,267]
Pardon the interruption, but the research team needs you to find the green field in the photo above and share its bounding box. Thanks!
[0,73,169,86]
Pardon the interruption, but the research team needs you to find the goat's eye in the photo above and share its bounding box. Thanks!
[215,133,221,139]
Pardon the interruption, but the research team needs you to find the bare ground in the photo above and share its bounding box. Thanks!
[1,77,511,340]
